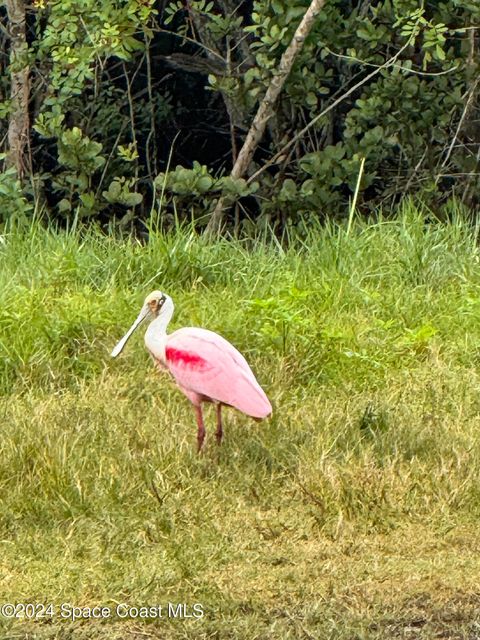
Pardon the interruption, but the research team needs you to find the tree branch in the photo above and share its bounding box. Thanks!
[246,38,413,186]
[205,0,326,236]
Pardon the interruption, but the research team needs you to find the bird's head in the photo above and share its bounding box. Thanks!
[111,290,173,358]
[145,290,168,317]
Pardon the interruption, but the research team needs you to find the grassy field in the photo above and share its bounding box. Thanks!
[2,205,480,639]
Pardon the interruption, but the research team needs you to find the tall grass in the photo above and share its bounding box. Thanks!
[1,202,480,638]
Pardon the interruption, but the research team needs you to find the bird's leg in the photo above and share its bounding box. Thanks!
[215,403,223,445]
[195,405,206,452]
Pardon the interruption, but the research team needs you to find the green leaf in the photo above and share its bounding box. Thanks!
[435,44,446,60]
[58,198,72,213]
[196,176,214,193]
[123,192,143,206]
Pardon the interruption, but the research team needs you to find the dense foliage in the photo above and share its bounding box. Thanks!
[0,0,478,229]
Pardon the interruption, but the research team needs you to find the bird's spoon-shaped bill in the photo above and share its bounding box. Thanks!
[111,305,149,358]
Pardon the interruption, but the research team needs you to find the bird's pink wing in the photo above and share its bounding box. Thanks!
[164,328,272,418]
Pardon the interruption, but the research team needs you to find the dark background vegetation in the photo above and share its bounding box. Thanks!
[0,0,479,231]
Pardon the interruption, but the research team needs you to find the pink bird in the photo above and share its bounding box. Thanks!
[111,291,272,451]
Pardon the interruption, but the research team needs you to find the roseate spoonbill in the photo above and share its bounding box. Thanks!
[111,291,272,451]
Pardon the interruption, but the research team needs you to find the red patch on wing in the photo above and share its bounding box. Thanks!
[166,346,209,371]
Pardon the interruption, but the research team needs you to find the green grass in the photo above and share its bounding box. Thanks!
[2,203,480,638]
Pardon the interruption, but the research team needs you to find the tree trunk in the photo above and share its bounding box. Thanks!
[5,0,30,178]
[205,0,326,236]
